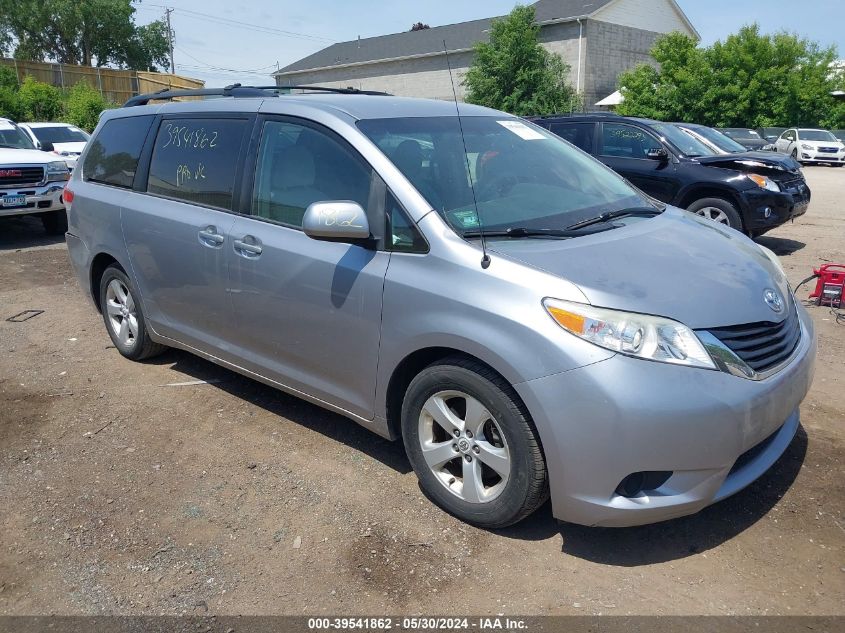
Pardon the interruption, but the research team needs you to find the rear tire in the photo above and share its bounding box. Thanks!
[99,265,167,361]
[687,197,743,231]
[41,210,67,235]
[401,356,548,528]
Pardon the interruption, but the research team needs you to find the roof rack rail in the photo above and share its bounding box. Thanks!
[123,84,391,107]
[531,111,625,119]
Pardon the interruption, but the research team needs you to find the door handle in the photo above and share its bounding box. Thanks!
[233,236,263,257]
[198,226,225,247]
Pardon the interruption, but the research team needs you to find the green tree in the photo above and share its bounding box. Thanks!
[17,75,63,120]
[0,0,169,70]
[463,5,579,116]
[63,81,113,131]
[0,65,22,119]
[617,25,843,129]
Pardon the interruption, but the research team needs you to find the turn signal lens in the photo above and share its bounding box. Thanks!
[747,174,779,192]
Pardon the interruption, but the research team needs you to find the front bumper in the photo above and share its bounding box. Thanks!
[739,184,810,234]
[799,151,845,164]
[515,303,816,527]
[0,183,65,218]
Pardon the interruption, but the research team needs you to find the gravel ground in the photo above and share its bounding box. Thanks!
[0,167,843,616]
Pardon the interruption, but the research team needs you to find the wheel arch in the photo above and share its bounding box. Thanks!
[677,185,745,213]
[384,346,528,442]
[89,252,126,313]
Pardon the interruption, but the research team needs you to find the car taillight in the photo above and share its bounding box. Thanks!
[63,186,74,206]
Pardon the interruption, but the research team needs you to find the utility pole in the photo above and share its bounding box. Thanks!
[165,8,175,74]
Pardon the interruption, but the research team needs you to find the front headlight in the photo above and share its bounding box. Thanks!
[747,173,779,192]
[46,160,69,182]
[800,144,813,150]
[543,298,716,369]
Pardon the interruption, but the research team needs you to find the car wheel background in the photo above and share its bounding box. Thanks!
[41,210,67,235]
[687,197,743,231]
[98,265,167,361]
[401,356,549,528]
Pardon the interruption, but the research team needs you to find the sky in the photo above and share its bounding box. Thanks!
[130,0,845,88]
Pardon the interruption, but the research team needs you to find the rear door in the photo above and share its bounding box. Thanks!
[122,113,251,352]
[225,116,390,419]
[597,122,680,203]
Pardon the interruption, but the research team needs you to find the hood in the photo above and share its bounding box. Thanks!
[0,147,63,164]
[49,141,87,154]
[488,208,790,329]
[696,150,802,174]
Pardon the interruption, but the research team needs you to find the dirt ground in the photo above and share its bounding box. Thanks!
[1,168,843,617]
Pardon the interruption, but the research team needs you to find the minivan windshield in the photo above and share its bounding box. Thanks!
[798,129,838,142]
[0,121,36,150]
[651,123,714,157]
[358,116,652,235]
[686,126,747,153]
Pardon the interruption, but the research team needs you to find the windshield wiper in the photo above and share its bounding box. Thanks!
[462,225,614,240]
[565,206,663,231]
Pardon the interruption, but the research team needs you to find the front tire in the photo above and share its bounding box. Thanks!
[99,265,167,361]
[687,197,743,231]
[41,210,67,235]
[401,357,548,528]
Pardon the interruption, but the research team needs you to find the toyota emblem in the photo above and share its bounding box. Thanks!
[763,288,784,313]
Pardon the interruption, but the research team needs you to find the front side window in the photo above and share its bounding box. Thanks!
[147,118,248,209]
[358,116,648,236]
[253,120,372,228]
[83,115,154,188]
[601,123,664,158]
[550,122,595,153]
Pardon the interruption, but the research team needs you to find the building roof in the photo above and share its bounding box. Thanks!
[275,0,615,76]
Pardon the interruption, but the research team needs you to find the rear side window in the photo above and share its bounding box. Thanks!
[83,116,153,188]
[147,118,248,210]
[549,122,595,153]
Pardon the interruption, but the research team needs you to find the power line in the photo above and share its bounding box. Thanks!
[175,46,277,74]
[139,3,336,44]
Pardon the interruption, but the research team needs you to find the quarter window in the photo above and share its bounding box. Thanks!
[147,118,248,210]
[601,123,662,158]
[253,120,372,228]
[83,115,153,188]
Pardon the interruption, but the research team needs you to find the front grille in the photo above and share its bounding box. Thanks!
[0,167,44,188]
[817,147,838,153]
[704,301,801,373]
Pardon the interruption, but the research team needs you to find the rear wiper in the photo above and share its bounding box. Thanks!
[462,225,614,239]
[565,206,663,231]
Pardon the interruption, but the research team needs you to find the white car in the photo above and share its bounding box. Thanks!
[774,128,845,166]
[0,118,70,234]
[18,122,90,170]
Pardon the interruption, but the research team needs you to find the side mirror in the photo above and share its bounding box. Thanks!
[646,147,669,161]
[302,201,371,242]
[40,141,55,153]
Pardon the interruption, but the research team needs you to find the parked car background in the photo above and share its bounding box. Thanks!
[718,128,769,151]
[18,122,91,170]
[831,129,845,143]
[774,128,845,166]
[758,127,788,144]
[530,113,810,236]
[0,117,70,234]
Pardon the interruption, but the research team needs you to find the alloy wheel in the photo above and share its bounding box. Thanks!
[418,390,511,503]
[695,207,731,225]
[105,279,139,347]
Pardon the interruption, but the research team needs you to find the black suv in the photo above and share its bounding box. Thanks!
[529,113,810,236]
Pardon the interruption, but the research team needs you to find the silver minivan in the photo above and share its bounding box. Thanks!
[64,87,816,528]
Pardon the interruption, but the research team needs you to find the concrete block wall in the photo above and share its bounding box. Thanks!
[583,20,660,108]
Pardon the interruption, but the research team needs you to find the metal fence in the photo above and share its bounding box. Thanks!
[1,58,204,104]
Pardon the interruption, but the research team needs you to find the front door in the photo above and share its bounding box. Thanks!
[226,117,390,419]
[598,122,680,203]
[123,115,251,352]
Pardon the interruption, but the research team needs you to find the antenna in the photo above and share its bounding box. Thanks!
[443,40,490,270]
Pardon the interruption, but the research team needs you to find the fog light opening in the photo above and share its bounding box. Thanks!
[615,471,673,498]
